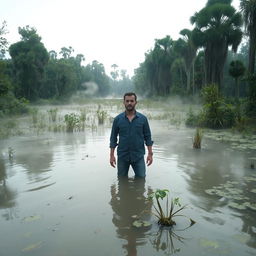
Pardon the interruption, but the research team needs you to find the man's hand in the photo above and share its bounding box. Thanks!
[146,154,153,166]
[110,155,116,168]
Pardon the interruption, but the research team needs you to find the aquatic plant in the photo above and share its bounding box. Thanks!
[148,189,195,227]
[47,108,58,122]
[64,113,80,132]
[79,108,87,122]
[8,147,14,160]
[193,128,203,149]
[30,108,39,126]
[96,105,107,124]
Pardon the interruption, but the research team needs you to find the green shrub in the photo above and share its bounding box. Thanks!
[200,85,235,129]
[0,93,29,116]
[64,113,80,132]
[185,108,200,127]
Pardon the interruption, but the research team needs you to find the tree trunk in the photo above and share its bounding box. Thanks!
[186,69,191,93]
[248,29,256,75]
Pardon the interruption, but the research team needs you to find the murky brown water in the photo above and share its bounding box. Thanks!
[0,105,256,256]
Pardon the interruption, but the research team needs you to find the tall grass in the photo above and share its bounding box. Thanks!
[193,128,203,149]
[47,108,58,122]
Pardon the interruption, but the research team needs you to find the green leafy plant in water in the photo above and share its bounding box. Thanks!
[64,113,80,132]
[148,189,195,227]
[30,108,39,126]
[79,108,87,122]
[193,128,203,149]
[47,108,58,122]
[96,105,107,124]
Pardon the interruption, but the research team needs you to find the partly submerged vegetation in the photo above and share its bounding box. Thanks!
[193,128,203,149]
[148,189,195,227]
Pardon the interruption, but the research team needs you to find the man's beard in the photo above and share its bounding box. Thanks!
[125,105,134,112]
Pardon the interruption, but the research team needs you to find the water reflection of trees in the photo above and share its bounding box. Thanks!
[109,177,153,256]
[0,157,17,220]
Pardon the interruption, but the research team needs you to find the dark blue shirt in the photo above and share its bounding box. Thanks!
[110,111,153,162]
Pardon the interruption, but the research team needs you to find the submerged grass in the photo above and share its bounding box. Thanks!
[47,108,58,122]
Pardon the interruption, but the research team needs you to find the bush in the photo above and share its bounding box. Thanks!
[185,108,200,127]
[0,93,29,116]
[199,85,235,129]
[64,113,80,132]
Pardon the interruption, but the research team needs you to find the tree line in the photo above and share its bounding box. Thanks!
[0,0,256,120]
[134,0,256,99]
[0,24,133,115]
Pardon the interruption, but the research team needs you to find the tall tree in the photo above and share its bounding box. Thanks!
[110,64,119,80]
[240,0,256,74]
[87,60,110,96]
[191,0,243,89]
[174,29,198,93]
[9,26,49,100]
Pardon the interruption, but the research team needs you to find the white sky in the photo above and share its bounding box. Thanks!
[1,0,240,76]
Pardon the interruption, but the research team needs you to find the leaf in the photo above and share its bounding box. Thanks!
[22,242,42,252]
[200,238,219,249]
[132,220,152,228]
[23,215,41,222]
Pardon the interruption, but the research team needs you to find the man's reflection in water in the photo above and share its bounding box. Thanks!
[110,177,153,256]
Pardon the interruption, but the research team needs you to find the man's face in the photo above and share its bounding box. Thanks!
[124,95,137,112]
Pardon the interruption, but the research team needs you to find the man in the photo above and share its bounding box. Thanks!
[109,92,153,177]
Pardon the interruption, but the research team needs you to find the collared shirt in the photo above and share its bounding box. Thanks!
[110,111,153,162]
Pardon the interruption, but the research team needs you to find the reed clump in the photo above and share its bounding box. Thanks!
[193,128,203,149]
[47,108,58,122]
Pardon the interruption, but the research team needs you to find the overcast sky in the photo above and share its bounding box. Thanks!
[1,0,240,76]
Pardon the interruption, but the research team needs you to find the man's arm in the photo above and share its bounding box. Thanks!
[146,145,153,166]
[110,147,116,168]
[143,117,153,166]
[109,117,118,168]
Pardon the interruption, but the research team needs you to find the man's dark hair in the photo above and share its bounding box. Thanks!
[123,92,137,101]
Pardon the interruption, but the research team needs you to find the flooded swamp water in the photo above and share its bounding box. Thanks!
[0,99,256,256]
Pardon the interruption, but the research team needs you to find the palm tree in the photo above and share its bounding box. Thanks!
[191,0,243,89]
[240,0,256,75]
[174,29,198,93]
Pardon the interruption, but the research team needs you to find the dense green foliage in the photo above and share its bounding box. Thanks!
[9,26,49,101]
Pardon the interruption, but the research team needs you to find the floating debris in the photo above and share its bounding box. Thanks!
[228,202,247,210]
[232,233,250,244]
[132,220,151,228]
[23,215,41,222]
[22,241,42,252]
[200,238,219,249]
